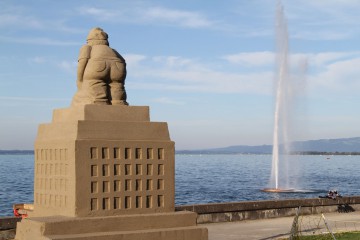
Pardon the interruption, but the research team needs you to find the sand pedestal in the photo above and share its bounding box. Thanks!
[15,105,207,240]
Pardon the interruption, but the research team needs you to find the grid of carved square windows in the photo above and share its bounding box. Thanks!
[34,148,69,208]
[89,147,166,211]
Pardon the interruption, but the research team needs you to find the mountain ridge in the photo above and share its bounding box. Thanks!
[176,137,360,154]
[1,137,360,155]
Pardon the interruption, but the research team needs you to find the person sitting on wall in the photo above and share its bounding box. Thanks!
[319,190,342,199]
[327,190,334,199]
[319,190,335,199]
[333,190,342,198]
[325,190,342,200]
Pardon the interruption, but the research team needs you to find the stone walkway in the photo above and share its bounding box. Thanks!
[204,212,360,240]
[2,212,360,240]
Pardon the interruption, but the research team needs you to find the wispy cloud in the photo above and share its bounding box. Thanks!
[297,0,360,18]
[152,56,194,68]
[0,3,83,33]
[291,30,352,41]
[0,36,80,46]
[152,97,185,105]
[291,51,360,67]
[123,54,147,67]
[28,57,47,64]
[0,12,43,29]
[78,5,217,29]
[222,51,360,68]
[284,0,360,40]
[77,6,120,22]
[127,54,273,94]
[57,60,77,73]
[126,50,360,97]
[143,7,214,28]
[26,57,78,75]
[310,57,360,92]
[0,96,69,102]
[222,51,274,66]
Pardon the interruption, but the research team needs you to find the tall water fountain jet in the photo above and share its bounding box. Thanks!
[262,1,308,193]
[272,1,289,190]
[263,1,296,193]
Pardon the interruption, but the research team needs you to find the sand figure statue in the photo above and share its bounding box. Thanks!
[72,27,128,106]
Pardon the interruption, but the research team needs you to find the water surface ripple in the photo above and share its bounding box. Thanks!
[1,154,359,216]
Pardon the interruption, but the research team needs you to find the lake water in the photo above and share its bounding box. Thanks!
[1,154,360,216]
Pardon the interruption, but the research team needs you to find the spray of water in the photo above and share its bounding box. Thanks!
[269,1,308,190]
[270,1,289,189]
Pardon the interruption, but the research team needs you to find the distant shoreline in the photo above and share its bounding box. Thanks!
[176,151,360,155]
[2,137,360,155]
[1,150,360,156]
[0,150,34,155]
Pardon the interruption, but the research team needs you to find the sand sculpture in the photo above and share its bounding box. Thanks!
[72,27,128,106]
[15,27,208,240]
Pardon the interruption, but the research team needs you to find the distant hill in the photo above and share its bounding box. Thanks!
[176,137,360,154]
[2,137,360,155]
[0,150,34,155]
[290,137,360,153]
[177,144,273,154]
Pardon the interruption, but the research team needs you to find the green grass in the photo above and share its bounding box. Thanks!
[337,232,360,240]
[287,231,360,240]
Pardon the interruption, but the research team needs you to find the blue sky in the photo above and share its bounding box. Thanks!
[0,0,360,150]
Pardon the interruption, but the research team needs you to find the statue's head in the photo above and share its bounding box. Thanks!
[87,27,109,46]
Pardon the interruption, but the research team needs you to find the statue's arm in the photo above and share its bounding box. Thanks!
[77,59,87,88]
[77,45,91,88]
[113,48,127,80]
[113,49,126,62]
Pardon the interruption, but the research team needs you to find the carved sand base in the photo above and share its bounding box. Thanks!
[15,211,208,240]
[15,105,208,240]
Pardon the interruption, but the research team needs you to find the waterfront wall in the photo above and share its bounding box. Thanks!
[1,197,359,238]
[0,217,20,240]
[175,196,360,224]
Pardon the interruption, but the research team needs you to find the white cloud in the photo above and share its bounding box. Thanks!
[57,60,77,73]
[291,30,351,41]
[28,57,46,64]
[77,7,119,21]
[0,96,69,102]
[0,12,43,29]
[221,50,360,70]
[0,36,80,46]
[143,7,213,28]
[128,55,273,94]
[291,52,360,67]
[123,54,147,67]
[0,4,83,34]
[78,5,216,29]
[328,58,360,78]
[126,51,360,98]
[152,97,185,105]
[297,0,360,13]
[79,7,106,16]
[310,57,360,91]
[284,0,360,40]
[152,56,194,68]
[222,51,274,66]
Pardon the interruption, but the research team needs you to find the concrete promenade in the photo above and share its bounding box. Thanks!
[204,212,360,240]
[1,212,360,239]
